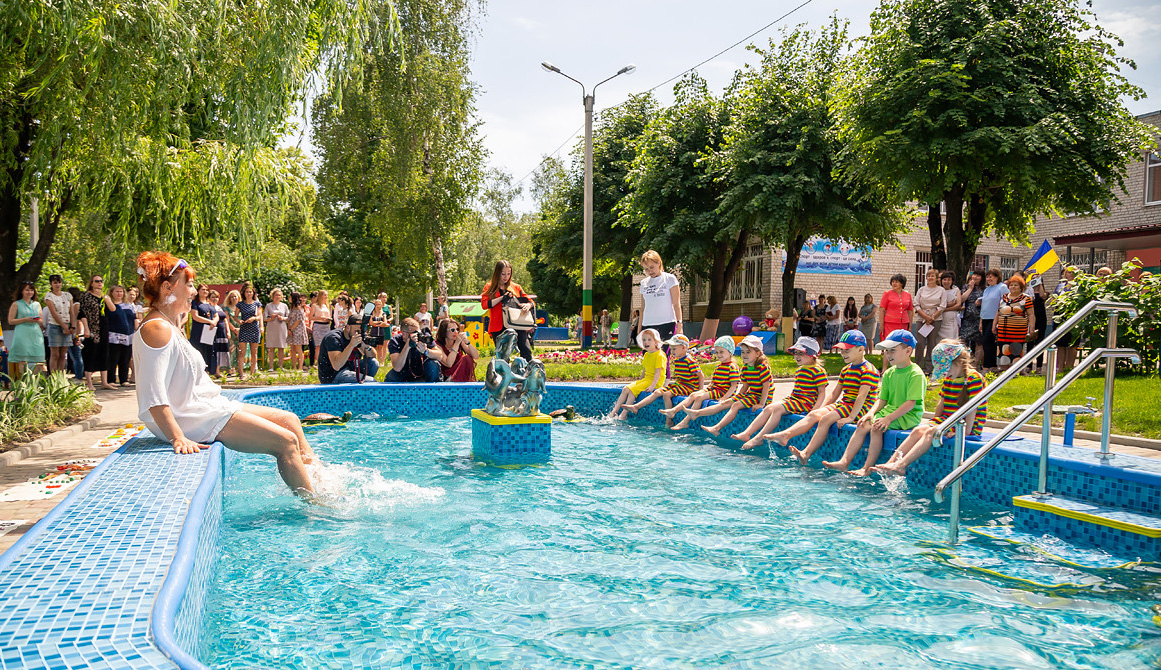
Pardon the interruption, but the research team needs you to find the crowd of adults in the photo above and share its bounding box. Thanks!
[1,258,550,390]
[793,265,1092,376]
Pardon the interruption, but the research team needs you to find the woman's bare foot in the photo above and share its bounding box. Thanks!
[701,424,721,437]
[671,417,691,431]
[100,384,116,390]
[788,445,808,465]
[822,459,850,472]
[767,432,790,447]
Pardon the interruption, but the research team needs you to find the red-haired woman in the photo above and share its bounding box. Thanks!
[481,260,535,361]
[132,252,317,496]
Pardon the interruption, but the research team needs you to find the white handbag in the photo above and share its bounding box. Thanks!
[502,304,536,331]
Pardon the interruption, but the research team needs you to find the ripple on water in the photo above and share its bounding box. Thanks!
[200,419,1161,669]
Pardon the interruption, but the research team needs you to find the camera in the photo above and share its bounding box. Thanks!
[416,327,435,347]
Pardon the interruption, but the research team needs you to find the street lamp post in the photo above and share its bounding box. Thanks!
[541,61,636,350]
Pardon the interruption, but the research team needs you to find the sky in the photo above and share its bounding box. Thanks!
[285,0,1161,211]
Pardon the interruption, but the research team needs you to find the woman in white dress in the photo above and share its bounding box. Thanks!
[132,251,317,496]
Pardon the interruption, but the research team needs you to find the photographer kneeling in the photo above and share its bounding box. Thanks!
[318,315,380,384]
[386,317,441,383]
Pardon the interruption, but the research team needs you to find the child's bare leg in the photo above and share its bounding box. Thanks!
[852,425,888,476]
[702,403,741,436]
[769,409,824,448]
[743,407,784,450]
[823,422,871,471]
[686,400,731,419]
[661,393,697,418]
[625,390,661,413]
[875,425,936,475]
[732,405,773,441]
[788,411,839,465]
[671,394,705,430]
[612,388,632,418]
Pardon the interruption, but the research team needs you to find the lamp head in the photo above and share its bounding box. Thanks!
[541,61,561,74]
[618,64,637,76]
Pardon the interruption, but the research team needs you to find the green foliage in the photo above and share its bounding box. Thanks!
[1051,262,1161,372]
[619,77,739,319]
[15,250,83,298]
[836,0,1154,279]
[312,0,484,298]
[529,95,658,316]
[717,19,909,310]
[444,169,538,297]
[0,372,97,445]
[249,268,302,302]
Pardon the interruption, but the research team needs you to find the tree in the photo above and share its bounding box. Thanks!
[312,0,484,303]
[717,19,909,314]
[0,0,394,328]
[619,74,740,336]
[528,95,657,320]
[836,0,1154,282]
[444,169,538,297]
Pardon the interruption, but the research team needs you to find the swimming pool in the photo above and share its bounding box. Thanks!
[195,416,1160,669]
[4,382,1161,670]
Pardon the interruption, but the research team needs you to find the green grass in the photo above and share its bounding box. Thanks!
[962,373,1161,440]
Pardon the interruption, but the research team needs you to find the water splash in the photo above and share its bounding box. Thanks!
[309,461,445,511]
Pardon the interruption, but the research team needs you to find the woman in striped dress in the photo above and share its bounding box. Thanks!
[993,275,1035,371]
[873,341,986,476]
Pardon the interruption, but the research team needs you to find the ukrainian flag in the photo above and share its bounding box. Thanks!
[1024,240,1060,277]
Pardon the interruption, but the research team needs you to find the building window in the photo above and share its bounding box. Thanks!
[693,243,765,305]
[1148,151,1161,205]
[999,256,1020,278]
[914,251,932,291]
[1065,249,1108,271]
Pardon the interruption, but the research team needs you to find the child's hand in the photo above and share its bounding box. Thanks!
[646,386,655,393]
[836,416,853,427]
[873,417,891,431]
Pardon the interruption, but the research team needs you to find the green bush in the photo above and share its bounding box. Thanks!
[247,267,302,301]
[1051,260,1160,372]
[0,372,97,445]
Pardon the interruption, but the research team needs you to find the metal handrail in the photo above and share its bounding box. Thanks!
[934,347,1141,504]
[933,300,1137,443]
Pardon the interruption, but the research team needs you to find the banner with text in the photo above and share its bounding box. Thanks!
[783,238,872,275]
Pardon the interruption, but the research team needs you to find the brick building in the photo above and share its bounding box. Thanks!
[627,110,1161,335]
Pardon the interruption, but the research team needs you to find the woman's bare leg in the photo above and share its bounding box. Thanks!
[216,409,315,495]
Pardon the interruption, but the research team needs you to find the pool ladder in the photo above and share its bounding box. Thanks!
[932,300,1139,544]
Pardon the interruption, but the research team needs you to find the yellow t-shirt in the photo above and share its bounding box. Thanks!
[627,349,667,396]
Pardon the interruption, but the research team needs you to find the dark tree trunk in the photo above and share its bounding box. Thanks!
[703,230,750,321]
[941,186,969,285]
[781,230,809,317]
[927,203,947,271]
[618,272,633,320]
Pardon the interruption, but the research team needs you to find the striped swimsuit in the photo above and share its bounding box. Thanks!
[779,364,827,414]
[665,356,701,396]
[931,369,987,436]
[824,359,880,420]
[735,361,773,408]
[707,361,739,400]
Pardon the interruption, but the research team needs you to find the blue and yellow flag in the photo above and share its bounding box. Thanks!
[1024,240,1060,277]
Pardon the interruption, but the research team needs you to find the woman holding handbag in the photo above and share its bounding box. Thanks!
[481,260,536,361]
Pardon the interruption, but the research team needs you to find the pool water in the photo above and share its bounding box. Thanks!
[201,418,1161,669]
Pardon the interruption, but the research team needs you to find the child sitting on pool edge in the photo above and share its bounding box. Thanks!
[684,335,771,437]
[823,329,926,476]
[730,336,827,450]
[611,328,666,420]
[770,329,879,464]
[623,334,704,426]
[663,336,740,431]
[872,340,987,477]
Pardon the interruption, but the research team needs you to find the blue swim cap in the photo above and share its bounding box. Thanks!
[713,336,736,352]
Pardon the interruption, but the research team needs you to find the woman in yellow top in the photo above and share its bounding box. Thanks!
[611,328,666,420]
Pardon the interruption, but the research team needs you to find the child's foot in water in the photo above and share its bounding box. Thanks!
[671,417,691,431]
[788,444,808,465]
[822,459,850,472]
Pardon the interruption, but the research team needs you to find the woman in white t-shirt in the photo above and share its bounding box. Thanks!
[637,249,683,342]
[132,251,318,497]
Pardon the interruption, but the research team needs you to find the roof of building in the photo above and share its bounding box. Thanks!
[1055,222,1161,249]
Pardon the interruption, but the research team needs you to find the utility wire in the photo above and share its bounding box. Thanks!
[513,0,816,188]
